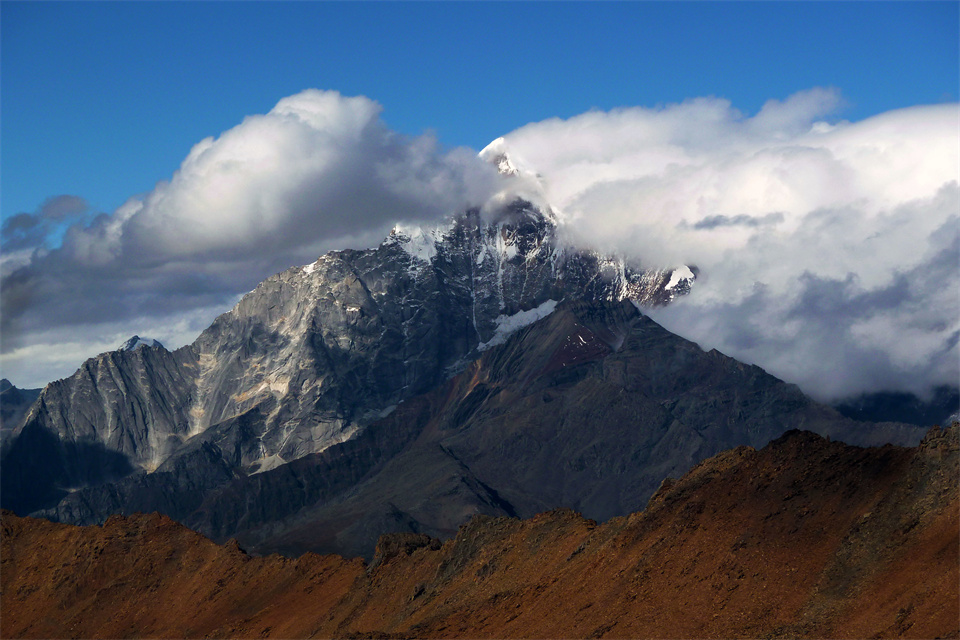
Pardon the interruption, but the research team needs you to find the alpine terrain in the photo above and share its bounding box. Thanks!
[0,146,932,559]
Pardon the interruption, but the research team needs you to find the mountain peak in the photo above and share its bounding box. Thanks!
[479,137,521,177]
[119,336,164,351]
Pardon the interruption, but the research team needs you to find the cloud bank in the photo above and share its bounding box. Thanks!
[497,88,959,400]
[3,87,957,404]
[1,90,499,387]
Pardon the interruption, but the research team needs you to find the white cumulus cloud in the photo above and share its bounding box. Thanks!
[495,88,959,401]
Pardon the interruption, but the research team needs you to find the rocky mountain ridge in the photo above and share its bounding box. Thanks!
[0,379,41,444]
[3,423,955,639]
[2,200,694,518]
[26,299,929,560]
[0,150,932,561]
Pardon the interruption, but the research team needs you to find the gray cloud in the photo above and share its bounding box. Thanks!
[36,195,90,220]
[1,195,91,253]
[690,212,785,230]
[646,196,959,401]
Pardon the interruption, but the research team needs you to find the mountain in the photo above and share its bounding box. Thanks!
[0,155,930,558]
[1,200,694,519]
[834,385,960,427]
[28,299,927,560]
[0,379,41,444]
[119,335,165,351]
[3,423,955,639]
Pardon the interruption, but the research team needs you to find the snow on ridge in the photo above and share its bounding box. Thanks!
[665,266,695,290]
[478,137,507,159]
[479,299,559,351]
[392,224,443,263]
[478,137,557,223]
[302,260,319,275]
[120,335,164,351]
[479,137,521,176]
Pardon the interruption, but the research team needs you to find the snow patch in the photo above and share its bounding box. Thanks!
[393,224,442,263]
[665,266,695,290]
[479,299,559,351]
[302,260,319,274]
[479,137,521,176]
[119,336,164,351]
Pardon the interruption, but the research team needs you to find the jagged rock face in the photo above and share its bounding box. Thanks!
[0,347,198,515]
[210,300,925,558]
[187,203,686,468]
[24,347,198,462]
[2,201,693,515]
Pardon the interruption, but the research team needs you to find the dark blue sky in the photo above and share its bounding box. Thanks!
[3,1,958,222]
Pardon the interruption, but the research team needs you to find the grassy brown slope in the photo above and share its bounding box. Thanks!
[2,425,956,639]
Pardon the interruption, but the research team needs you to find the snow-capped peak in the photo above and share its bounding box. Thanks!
[478,137,545,184]
[478,137,558,221]
[479,137,522,177]
[120,335,164,351]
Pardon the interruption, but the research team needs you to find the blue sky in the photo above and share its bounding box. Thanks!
[3,1,958,221]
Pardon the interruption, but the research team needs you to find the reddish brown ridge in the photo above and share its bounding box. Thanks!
[2,425,957,639]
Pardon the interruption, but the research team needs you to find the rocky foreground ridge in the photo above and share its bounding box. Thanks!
[2,423,956,639]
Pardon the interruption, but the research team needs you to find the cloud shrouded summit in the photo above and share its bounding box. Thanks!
[494,88,959,400]
[1,90,499,386]
[2,87,957,403]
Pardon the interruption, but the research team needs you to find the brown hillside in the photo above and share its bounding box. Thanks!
[2,425,957,639]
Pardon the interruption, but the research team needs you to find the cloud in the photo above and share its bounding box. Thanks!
[1,90,500,386]
[689,212,785,230]
[3,86,957,403]
[1,195,90,253]
[494,88,959,401]
[35,194,90,220]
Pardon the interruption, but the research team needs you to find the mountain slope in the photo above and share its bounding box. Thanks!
[834,385,960,427]
[2,201,695,518]
[37,300,928,559]
[0,379,41,443]
[3,424,955,639]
